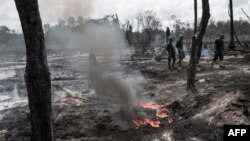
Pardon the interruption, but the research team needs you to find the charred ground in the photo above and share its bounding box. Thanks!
[0,51,249,141]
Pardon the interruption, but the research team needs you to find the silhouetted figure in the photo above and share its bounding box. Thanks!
[211,35,225,68]
[155,27,171,62]
[176,36,185,66]
[167,37,176,69]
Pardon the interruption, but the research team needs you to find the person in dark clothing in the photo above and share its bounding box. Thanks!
[167,37,176,69]
[176,36,185,66]
[211,35,225,68]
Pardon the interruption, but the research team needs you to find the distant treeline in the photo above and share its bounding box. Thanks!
[0,12,250,53]
[43,15,122,51]
[0,26,25,53]
[179,18,250,42]
[0,15,120,53]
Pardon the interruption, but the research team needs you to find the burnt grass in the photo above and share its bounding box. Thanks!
[0,52,250,141]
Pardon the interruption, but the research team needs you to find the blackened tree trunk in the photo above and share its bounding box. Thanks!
[194,0,198,34]
[14,0,54,141]
[126,22,134,61]
[229,0,235,50]
[194,0,202,64]
[187,36,197,91]
[166,27,170,43]
[187,0,210,92]
[197,0,211,63]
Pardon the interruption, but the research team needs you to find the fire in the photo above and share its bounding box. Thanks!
[168,118,174,124]
[140,102,159,109]
[133,118,160,128]
[140,102,171,119]
[133,101,177,128]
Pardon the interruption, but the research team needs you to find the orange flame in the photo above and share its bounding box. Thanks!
[133,102,175,128]
[168,118,174,124]
[140,102,171,119]
[133,118,160,128]
[140,102,159,109]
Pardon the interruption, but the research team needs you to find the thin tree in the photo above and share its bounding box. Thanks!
[166,27,170,43]
[187,0,210,92]
[194,0,198,34]
[229,0,235,50]
[126,21,134,61]
[242,2,250,21]
[241,8,250,21]
[14,0,54,141]
[194,0,202,63]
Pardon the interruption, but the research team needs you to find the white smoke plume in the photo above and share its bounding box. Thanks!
[39,0,93,22]
[86,25,143,113]
[37,0,145,116]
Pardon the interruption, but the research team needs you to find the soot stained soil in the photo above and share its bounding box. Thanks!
[0,52,249,141]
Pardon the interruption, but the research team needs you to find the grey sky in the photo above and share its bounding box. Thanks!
[0,0,249,32]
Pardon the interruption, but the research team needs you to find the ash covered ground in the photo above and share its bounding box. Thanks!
[0,51,249,141]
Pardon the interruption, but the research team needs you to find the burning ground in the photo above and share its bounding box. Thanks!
[0,51,249,141]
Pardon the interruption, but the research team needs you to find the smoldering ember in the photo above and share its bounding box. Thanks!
[0,0,250,141]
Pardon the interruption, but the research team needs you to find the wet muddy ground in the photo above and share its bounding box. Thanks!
[0,52,249,141]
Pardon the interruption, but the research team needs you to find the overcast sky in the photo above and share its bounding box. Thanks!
[0,0,249,32]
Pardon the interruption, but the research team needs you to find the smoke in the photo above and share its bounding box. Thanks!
[37,0,145,116]
[88,40,144,114]
[102,74,141,108]
[62,0,92,18]
[75,25,122,55]
[39,0,93,22]
[201,44,212,60]
[85,24,144,114]
[89,58,144,116]
[36,1,142,111]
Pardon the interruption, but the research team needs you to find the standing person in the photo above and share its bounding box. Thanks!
[176,36,185,66]
[167,37,176,70]
[155,27,171,62]
[211,35,225,68]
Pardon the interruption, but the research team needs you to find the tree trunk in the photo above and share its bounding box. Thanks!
[14,0,54,141]
[229,0,235,50]
[126,22,134,61]
[194,0,198,34]
[187,0,210,92]
[166,27,170,43]
[187,36,197,91]
[197,0,211,63]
